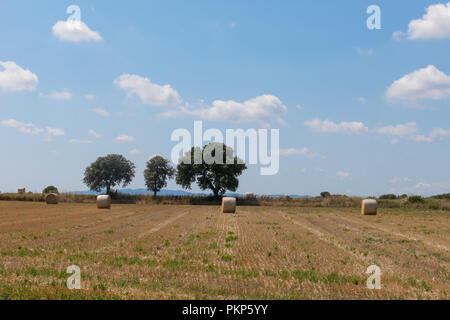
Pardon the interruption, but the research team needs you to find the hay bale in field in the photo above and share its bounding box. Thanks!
[18,188,25,194]
[45,193,59,205]
[222,197,236,213]
[97,195,111,209]
[362,199,377,215]
[245,192,255,199]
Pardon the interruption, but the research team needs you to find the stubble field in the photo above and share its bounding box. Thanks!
[0,201,448,299]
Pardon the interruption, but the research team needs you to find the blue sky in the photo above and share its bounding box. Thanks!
[1,0,450,196]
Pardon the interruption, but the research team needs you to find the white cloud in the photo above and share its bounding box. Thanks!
[39,90,72,100]
[374,122,450,143]
[161,94,287,126]
[114,74,182,107]
[129,148,141,155]
[280,147,317,158]
[336,171,350,178]
[0,61,38,92]
[390,177,411,184]
[69,138,92,144]
[115,134,135,143]
[357,97,367,103]
[92,108,110,117]
[84,94,95,100]
[46,127,65,137]
[400,2,450,40]
[52,20,102,42]
[304,118,368,134]
[386,65,450,101]
[356,47,374,55]
[1,119,43,134]
[88,129,101,138]
[415,182,432,189]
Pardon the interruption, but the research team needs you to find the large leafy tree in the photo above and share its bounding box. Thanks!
[144,156,175,199]
[83,154,136,194]
[176,142,247,198]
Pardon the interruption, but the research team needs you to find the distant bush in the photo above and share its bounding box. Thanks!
[408,195,425,203]
[320,192,331,198]
[431,193,450,200]
[379,194,397,200]
[43,186,59,194]
[399,194,408,199]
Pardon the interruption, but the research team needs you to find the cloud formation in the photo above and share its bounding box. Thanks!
[161,94,287,126]
[114,74,182,107]
[304,118,368,134]
[1,119,65,141]
[280,147,318,158]
[39,90,72,100]
[115,134,135,143]
[386,65,450,101]
[92,108,110,117]
[374,122,450,143]
[395,2,450,40]
[0,61,38,92]
[52,21,102,42]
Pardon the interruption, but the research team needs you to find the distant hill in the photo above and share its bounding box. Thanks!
[73,188,311,198]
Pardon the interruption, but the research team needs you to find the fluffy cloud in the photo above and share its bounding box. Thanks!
[69,138,92,144]
[1,119,65,140]
[52,21,102,42]
[374,122,450,143]
[129,148,141,155]
[1,119,43,134]
[304,118,368,134]
[114,74,182,107]
[84,94,95,100]
[336,171,350,178]
[39,90,72,100]
[92,108,110,117]
[89,129,101,138]
[280,147,317,158]
[115,134,135,143]
[386,65,450,101]
[161,94,287,126]
[0,61,38,92]
[397,2,450,40]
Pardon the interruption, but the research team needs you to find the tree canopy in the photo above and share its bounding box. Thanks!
[83,154,135,194]
[144,155,175,198]
[43,186,59,194]
[176,142,247,198]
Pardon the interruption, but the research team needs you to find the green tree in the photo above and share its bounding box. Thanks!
[176,143,247,198]
[83,154,136,194]
[320,191,331,198]
[43,186,59,194]
[144,156,175,199]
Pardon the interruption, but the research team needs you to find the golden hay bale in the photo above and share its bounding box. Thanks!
[18,188,25,194]
[245,192,255,199]
[222,197,236,213]
[45,193,59,205]
[362,199,377,215]
[97,195,111,209]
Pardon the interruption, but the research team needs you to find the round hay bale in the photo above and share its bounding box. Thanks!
[245,192,255,199]
[222,197,236,213]
[362,199,377,215]
[97,195,111,209]
[45,193,59,205]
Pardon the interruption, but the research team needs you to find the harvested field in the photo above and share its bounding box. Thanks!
[0,201,448,300]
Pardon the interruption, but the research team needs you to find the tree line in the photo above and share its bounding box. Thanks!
[83,142,247,199]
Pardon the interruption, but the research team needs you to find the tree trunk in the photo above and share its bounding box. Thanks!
[106,185,111,195]
[153,190,157,200]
